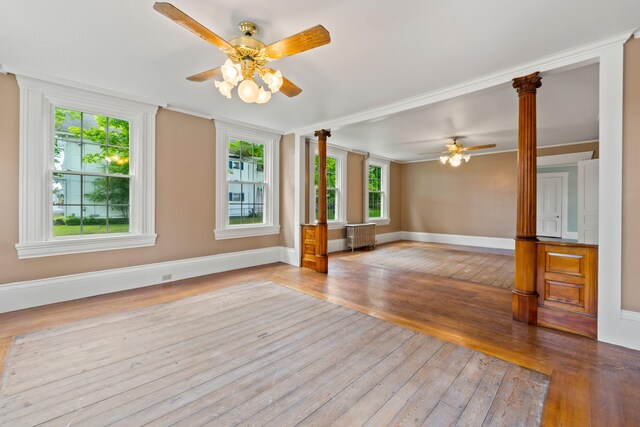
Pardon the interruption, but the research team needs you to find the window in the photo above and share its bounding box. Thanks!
[308,142,347,229]
[364,157,390,225]
[15,76,158,259]
[215,120,280,239]
[53,109,130,236]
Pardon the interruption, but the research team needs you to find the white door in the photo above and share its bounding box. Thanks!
[537,176,563,237]
[578,159,599,244]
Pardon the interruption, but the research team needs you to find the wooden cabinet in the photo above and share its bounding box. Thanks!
[536,242,598,338]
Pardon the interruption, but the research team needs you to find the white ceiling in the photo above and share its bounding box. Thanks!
[330,64,600,161]
[0,0,637,142]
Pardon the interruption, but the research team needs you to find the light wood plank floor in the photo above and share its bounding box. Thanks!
[0,280,548,426]
[341,241,515,289]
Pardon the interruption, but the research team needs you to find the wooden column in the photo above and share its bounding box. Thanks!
[512,72,542,324]
[314,129,331,273]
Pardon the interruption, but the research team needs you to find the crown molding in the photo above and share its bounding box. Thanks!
[1,65,167,108]
[287,29,634,137]
[163,106,214,120]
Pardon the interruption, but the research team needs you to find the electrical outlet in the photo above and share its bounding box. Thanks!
[162,274,173,281]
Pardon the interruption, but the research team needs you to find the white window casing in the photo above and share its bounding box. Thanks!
[214,120,280,239]
[364,156,390,225]
[15,76,158,259]
[308,141,348,230]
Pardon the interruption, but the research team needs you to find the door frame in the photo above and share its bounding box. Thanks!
[537,172,573,240]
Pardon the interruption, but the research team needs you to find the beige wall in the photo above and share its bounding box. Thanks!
[279,134,296,248]
[399,142,599,239]
[622,38,640,311]
[0,74,282,285]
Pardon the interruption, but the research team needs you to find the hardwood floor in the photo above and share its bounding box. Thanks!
[0,281,548,426]
[0,241,639,425]
[341,241,515,289]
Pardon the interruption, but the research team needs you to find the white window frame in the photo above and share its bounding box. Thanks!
[364,156,390,225]
[15,76,157,259]
[214,120,280,239]
[308,141,347,230]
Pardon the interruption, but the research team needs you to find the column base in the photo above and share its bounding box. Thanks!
[512,289,538,325]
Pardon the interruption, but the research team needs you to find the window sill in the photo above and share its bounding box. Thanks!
[215,224,281,240]
[366,218,391,226]
[15,233,157,259]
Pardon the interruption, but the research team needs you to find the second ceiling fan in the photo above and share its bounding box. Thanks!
[153,2,331,104]
[421,137,496,167]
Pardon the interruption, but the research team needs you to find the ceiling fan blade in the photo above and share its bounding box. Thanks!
[262,67,302,97]
[186,67,222,82]
[463,144,497,151]
[153,2,234,53]
[265,25,330,60]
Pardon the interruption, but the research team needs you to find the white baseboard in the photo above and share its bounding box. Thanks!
[328,232,404,253]
[605,310,640,351]
[280,247,298,266]
[401,231,515,251]
[0,246,288,314]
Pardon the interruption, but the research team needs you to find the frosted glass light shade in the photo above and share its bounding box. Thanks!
[450,158,462,167]
[238,79,259,103]
[215,80,234,98]
[221,59,243,85]
[256,87,272,104]
[440,156,448,164]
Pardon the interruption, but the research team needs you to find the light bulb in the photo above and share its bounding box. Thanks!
[263,70,283,93]
[215,80,234,98]
[440,155,448,164]
[450,158,462,167]
[256,87,272,104]
[452,153,462,161]
[221,59,243,85]
[238,79,259,103]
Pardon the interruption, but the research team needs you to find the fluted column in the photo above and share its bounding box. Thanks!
[314,129,331,273]
[512,72,542,324]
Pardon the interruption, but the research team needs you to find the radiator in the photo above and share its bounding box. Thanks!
[346,223,376,251]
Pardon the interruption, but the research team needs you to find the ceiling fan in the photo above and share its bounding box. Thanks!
[420,137,497,167]
[153,2,331,104]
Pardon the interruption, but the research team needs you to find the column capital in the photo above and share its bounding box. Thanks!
[512,72,542,95]
[314,129,332,139]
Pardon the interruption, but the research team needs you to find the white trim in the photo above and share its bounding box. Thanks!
[401,231,515,250]
[0,246,287,314]
[280,247,297,266]
[14,75,158,259]
[537,172,572,240]
[621,310,640,322]
[635,29,640,39]
[163,106,213,120]
[364,156,390,224]
[328,239,346,253]
[288,31,633,136]
[15,234,157,259]
[308,141,348,228]
[537,151,594,167]
[596,43,640,350]
[213,120,281,240]
[4,65,166,108]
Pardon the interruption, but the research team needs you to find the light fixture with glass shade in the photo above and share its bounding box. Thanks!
[153,4,331,105]
[422,137,496,167]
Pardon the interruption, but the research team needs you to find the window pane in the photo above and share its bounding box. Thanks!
[326,157,336,188]
[369,191,382,218]
[108,206,130,234]
[327,189,336,221]
[54,108,130,175]
[228,183,265,225]
[52,173,129,237]
[368,165,382,191]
